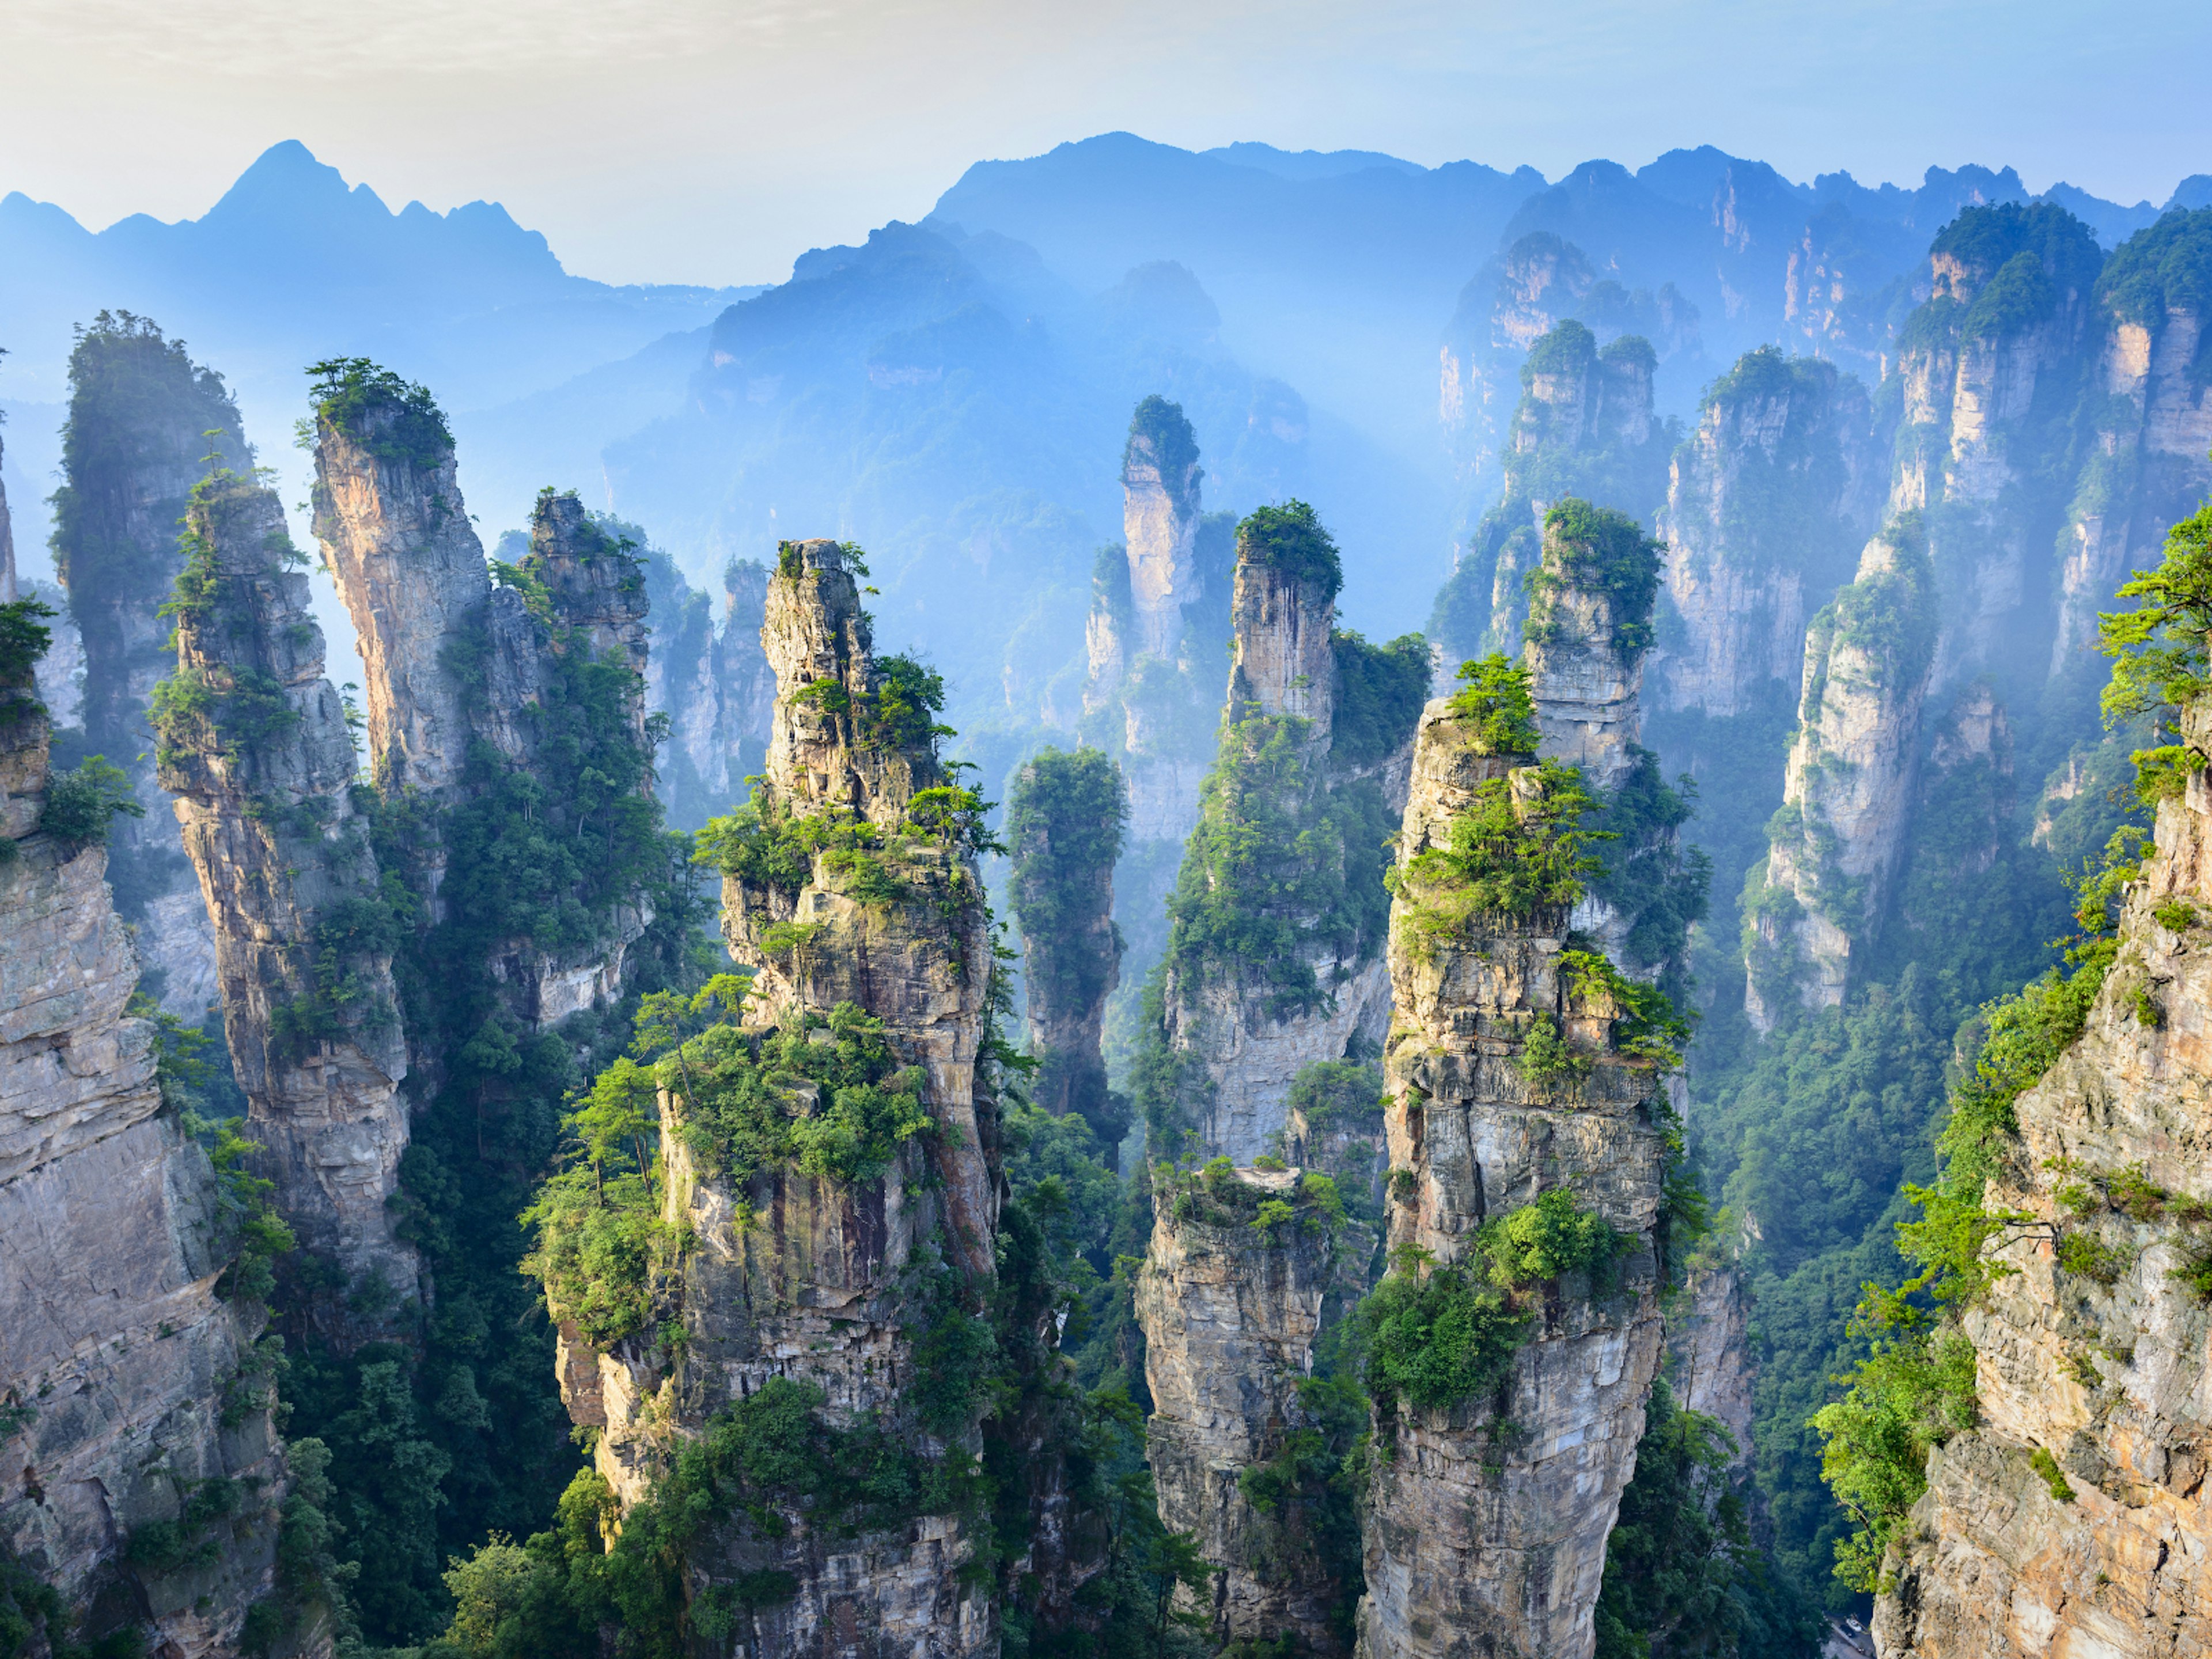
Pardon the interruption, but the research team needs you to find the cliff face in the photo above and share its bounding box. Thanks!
[1650,347,1883,721]
[568,539,1000,1654]
[1887,204,2104,691]
[1358,698,1669,1659]
[1137,1166,1355,1652]
[1873,692,2212,1658]
[2051,213,2212,683]
[1743,522,1938,1026]
[47,314,248,1018]
[1,607,289,1657]
[157,471,418,1334]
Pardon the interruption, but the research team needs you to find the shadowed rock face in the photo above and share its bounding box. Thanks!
[1743,525,1938,1026]
[1,622,293,1658]
[159,472,418,1337]
[1138,1167,1355,1653]
[567,538,1002,1657]
[1355,698,1668,1659]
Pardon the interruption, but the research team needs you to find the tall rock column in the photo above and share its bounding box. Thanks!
[310,364,492,798]
[1122,393,1206,662]
[1521,501,1707,983]
[1150,505,1423,1165]
[157,470,418,1329]
[47,312,249,1017]
[1742,520,1938,1027]
[1007,747,1129,1148]
[562,539,999,1656]
[1137,1166,1357,1652]
[315,369,651,1028]
[1,594,289,1657]
[1357,690,1670,1659]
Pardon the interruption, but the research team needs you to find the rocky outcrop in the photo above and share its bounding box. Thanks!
[47,313,247,1018]
[157,471,418,1333]
[1155,509,1419,1165]
[1742,521,1938,1027]
[1357,696,1670,1659]
[1,600,291,1657]
[1007,747,1128,1147]
[569,539,1001,1654]
[1650,347,1883,721]
[1871,696,2212,1658]
[1137,1165,1355,1652]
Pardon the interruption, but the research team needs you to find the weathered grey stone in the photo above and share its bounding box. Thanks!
[1,673,293,1656]
[1874,696,2212,1659]
[1354,698,1669,1659]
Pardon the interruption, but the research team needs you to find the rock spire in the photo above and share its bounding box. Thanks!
[1355,684,1671,1659]
[157,469,418,1332]
[558,537,1003,1654]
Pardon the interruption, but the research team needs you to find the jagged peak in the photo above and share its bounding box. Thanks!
[762,537,946,822]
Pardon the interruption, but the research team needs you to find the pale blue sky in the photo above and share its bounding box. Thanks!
[4,0,2204,286]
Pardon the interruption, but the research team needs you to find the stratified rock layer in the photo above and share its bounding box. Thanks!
[1873,695,2212,1658]
[1356,699,1669,1659]
[159,473,418,1330]
[1,629,289,1657]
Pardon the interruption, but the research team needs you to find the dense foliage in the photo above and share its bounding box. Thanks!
[1158,710,1396,1022]
[1328,630,1429,767]
[1385,757,1605,950]
[308,357,455,470]
[1236,500,1343,599]
[1528,499,1667,668]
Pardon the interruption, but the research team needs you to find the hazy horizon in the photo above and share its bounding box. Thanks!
[7,0,2206,289]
